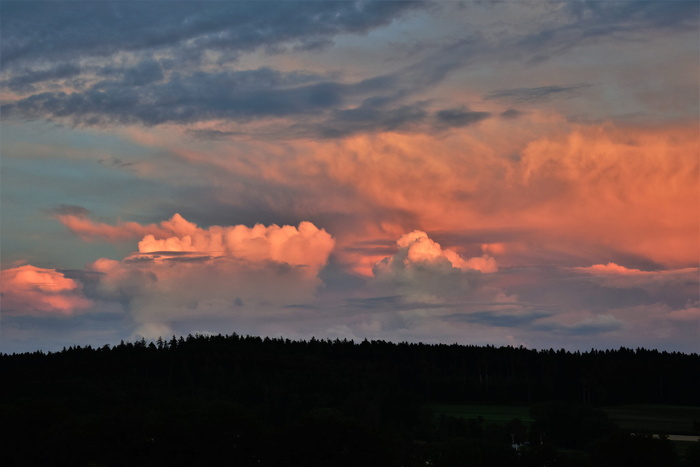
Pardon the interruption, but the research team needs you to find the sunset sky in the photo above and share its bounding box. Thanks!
[1,0,698,354]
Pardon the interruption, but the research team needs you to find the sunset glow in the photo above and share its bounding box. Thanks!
[1,1,698,353]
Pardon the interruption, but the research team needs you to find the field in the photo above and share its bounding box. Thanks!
[430,404,532,424]
[431,403,700,436]
[601,405,700,436]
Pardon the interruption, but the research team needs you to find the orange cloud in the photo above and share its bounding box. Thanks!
[55,214,170,242]
[264,118,697,271]
[575,262,650,275]
[137,217,335,275]
[572,262,699,290]
[392,230,498,273]
[58,213,335,276]
[110,115,698,275]
[0,265,92,316]
[78,216,336,338]
[369,230,498,304]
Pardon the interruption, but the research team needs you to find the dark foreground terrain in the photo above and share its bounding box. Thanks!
[2,334,699,466]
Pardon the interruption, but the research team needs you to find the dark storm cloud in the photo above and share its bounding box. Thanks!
[485,84,592,103]
[1,1,427,67]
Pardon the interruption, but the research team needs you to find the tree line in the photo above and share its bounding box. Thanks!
[2,333,698,466]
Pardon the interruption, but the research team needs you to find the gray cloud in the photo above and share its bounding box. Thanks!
[485,84,592,103]
[434,107,490,128]
[532,319,623,337]
[315,102,429,138]
[500,108,525,119]
[1,1,427,67]
[2,63,82,93]
[515,1,698,61]
[447,309,552,328]
[3,68,345,126]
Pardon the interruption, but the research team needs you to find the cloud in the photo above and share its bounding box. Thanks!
[45,203,91,218]
[2,63,82,93]
[369,230,497,304]
[315,102,429,138]
[571,262,699,292]
[447,309,551,328]
[137,215,335,276]
[484,84,592,103]
[374,230,498,276]
[12,213,337,339]
[434,107,491,128]
[532,314,623,336]
[1,1,426,67]
[0,2,437,135]
[54,213,170,242]
[57,212,335,274]
[2,68,346,126]
[0,265,92,316]
[500,109,525,119]
[73,215,336,339]
[575,262,658,276]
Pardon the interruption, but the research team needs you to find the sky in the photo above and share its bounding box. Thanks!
[1,0,698,354]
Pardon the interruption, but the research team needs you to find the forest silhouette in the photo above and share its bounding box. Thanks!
[2,333,699,466]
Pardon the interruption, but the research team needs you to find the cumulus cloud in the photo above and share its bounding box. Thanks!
[374,230,498,276]
[74,215,336,338]
[369,230,497,304]
[60,212,336,275]
[8,214,336,339]
[0,265,92,316]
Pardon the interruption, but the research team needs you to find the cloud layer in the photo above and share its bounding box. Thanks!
[1,1,697,353]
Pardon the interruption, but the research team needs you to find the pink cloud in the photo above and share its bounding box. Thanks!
[81,216,336,339]
[57,213,336,277]
[0,265,92,316]
[375,230,498,276]
[137,216,335,276]
[575,262,649,275]
[572,262,698,289]
[108,117,698,274]
[55,214,171,242]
